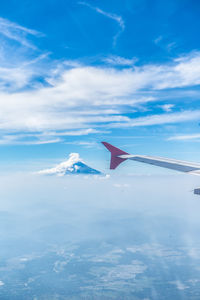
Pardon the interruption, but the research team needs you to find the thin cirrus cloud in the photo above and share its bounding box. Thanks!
[103,55,137,66]
[0,17,48,91]
[0,51,52,91]
[41,129,104,137]
[111,110,200,128]
[0,17,43,49]
[0,134,62,145]
[0,129,108,145]
[79,2,125,46]
[168,134,200,141]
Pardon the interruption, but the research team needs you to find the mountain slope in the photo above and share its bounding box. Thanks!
[37,153,101,176]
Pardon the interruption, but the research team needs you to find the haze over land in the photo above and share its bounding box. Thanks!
[1,172,200,299]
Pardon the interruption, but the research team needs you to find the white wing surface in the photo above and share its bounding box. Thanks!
[119,154,200,176]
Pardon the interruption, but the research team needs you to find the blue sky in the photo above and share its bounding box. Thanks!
[0,0,200,171]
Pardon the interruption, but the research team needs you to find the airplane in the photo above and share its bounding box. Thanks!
[102,141,200,195]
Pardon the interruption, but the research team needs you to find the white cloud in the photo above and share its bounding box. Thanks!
[167,42,176,52]
[111,110,200,128]
[154,36,176,52]
[154,35,163,45]
[171,280,189,291]
[0,280,4,286]
[159,104,174,112]
[154,52,200,89]
[0,17,48,91]
[0,129,106,146]
[0,52,200,143]
[103,55,137,66]
[37,129,106,137]
[0,133,62,145]
[0,17,42,49]
[0,65,37,90]
[65,141,97,148]
[27,139,61,145]
[168,133,200,141]
[91,261,147,282]
[79,2,125,46]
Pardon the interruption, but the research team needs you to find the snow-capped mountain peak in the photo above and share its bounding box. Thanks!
[37,153,101,176]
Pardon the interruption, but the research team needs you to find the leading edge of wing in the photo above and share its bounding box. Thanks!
[119,154,200,176]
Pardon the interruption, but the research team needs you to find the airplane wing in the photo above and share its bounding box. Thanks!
[102,142,200,195]
[119,154,200,176]
[102,141,200,175]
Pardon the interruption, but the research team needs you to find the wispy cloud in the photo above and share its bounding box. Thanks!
[0,281,4,286]
[168,133,200,141]
[64,141,97,148]
[170,280,189,291]
[0,54,49,91]
[154,35,163,45]
[0,129,107,145]
[103,55,137,66]
[154,35,176,52]
[159,104,174,112]
[79,2,125,46]
[0,52,200,144]
[0,17,42,49]
[111,110,200,128]
[0,17,48,91]
[0,134,62,145]
[43,129,105,136]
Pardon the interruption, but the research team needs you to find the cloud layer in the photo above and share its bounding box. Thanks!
[0,51,200,143]
[0,16,200,145]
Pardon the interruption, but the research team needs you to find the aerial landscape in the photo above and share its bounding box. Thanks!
[1,0,200,299]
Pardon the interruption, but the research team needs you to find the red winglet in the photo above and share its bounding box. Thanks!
[102,142,129,169]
